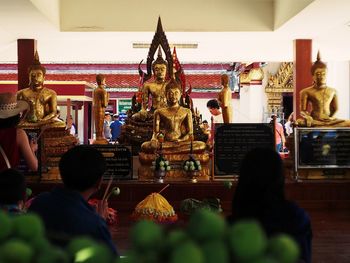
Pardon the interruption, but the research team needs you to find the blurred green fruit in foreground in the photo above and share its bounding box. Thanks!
[250,256,279,263]
[74,244,113,263]
[67,237,97,256]
[130,220,163,251]
[12,214,44,241]
[165,230,189,249]
[0,211,13,241]
[268,234,300,263]
[31,236,51,252]
[228,220,267,262]
[170,241,204,263]
[201,240,229,263]
[0,239,33,263]
[188,209,226,242]
[37,247,69,263]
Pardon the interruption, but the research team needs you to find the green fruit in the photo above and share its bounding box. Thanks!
[188,209,226,242]
[12,213,44,241]
[74,244,113,263]
[130,220,163,251]
[0,239,34,263]
[228,220,267,262]
[201,240,229,263]
[250,256,278,263]
[165,230,189,249]
[170,241,204,263]
[67,237,97,256]
[37,247,69,263]
[31,236,51,252]
[0,211,13,241]
[267,234,300,263]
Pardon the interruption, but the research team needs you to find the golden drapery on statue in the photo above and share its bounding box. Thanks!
[296,51,350,127]
[217,74,233,123]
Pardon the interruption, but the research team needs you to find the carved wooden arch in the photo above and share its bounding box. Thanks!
[138,17,173,84]
[265,62,294,112]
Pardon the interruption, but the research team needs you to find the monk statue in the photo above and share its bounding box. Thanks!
[296,52,350,127]
[93,74,109,144]
[141,80,206,154]
[217,74,233,123]
[17,51,65,129]
[132,48,168,121]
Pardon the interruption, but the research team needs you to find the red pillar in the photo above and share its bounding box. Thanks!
[293,39,313,119]
[17,39,37,90]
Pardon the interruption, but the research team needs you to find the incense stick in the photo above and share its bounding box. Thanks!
[158,184,170,194]
[102,177,113,201]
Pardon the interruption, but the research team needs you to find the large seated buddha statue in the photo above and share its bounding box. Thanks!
[296,52,350,127]
[17,51,65,130]
[16,51,76,179]
[138,80,210,181]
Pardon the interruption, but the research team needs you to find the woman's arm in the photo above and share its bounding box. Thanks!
[17,128,38,171]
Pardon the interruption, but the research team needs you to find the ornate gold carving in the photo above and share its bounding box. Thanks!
[265,62,293,112]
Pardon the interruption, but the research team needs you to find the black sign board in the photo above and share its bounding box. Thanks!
[214,123,275,176]
[90,144,132,180]
[296,128,350,168]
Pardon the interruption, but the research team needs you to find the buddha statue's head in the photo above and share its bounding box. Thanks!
[96,74,106,87]
[311,51,327,87]
[152,47,168,81]
[28,51,46,89]
[165,80,182,106]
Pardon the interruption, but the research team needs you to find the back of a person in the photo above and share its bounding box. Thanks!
[28,145,118,255]
[29,188,107,245]
[110,119,122,140]
[230,147,312,263]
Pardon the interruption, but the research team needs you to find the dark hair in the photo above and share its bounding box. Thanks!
[231,147,285,219]
[165,80,182,95]
[0,169,26,204]
[202,120,208,124]
[0,114,21,128]
[59,145,106,192]
[206,99,220,109]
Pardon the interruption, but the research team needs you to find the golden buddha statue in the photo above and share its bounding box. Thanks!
[296,52,350,127]
[141,80,206,154]
[93,74,109,144]
[17,52,65,129]
[217,74,233,123]
[132,48,168,121]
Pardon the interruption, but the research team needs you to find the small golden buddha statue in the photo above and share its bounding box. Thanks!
[217,74,233,123]
[17,52,65,129]
[141,80,206,154]
[132,48,168,121]
[93,74,109,144]
[296,52,350,127]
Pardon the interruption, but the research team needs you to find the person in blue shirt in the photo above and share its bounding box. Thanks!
[29,145,119,256]
[110,114,122,142]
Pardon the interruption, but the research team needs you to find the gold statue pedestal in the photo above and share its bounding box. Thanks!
[138,152,210,181]
[36,126,77,180]
[92,138,109,145]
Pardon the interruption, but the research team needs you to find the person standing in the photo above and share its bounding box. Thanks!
[271,114,286,152]
[206,99,223,124]
[110,114,122,142]
[103,112,112,141]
